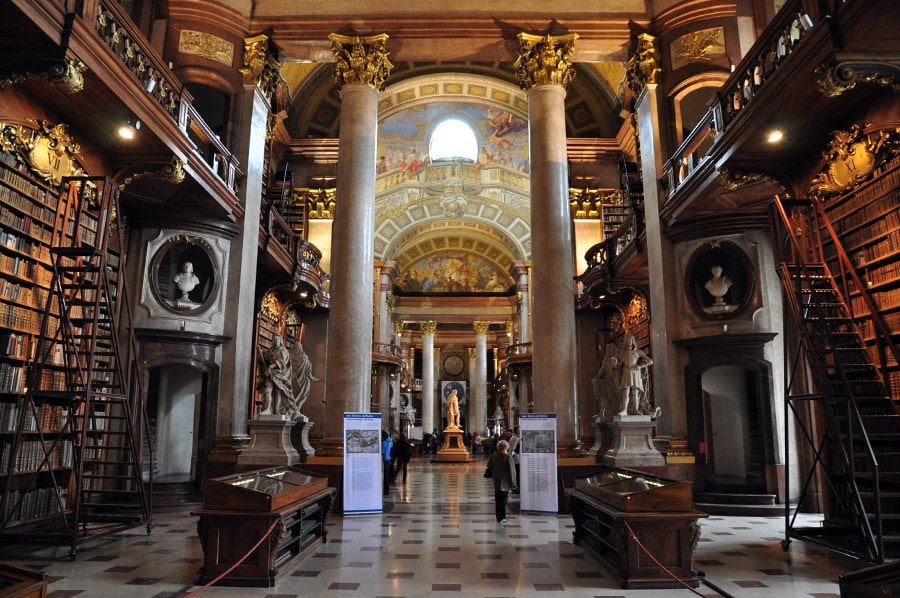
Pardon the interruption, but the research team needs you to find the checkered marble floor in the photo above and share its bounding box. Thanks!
[0,457,864,597]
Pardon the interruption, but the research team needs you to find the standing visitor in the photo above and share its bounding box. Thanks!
[393,434,412,483]
[487,439,517,524]
[382,430,393,496]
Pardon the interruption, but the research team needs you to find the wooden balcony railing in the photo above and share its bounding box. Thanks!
[89,0,240,194]
[661,0,820,202]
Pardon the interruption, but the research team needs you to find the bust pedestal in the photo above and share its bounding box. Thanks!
[432,427,471,462]
[602,415,665,467]
[237,414,300,468]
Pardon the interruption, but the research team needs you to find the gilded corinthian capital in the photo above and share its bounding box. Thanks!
[420,320,438,336]
[329,33,393,90]
[514,32,578,90]
[473,320,491,336]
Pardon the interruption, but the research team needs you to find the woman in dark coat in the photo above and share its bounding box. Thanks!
[488,439,517,524]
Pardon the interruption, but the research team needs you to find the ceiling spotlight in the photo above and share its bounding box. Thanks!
[118,119,140,140]
[766,129,784,143]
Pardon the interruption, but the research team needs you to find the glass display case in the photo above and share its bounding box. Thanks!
[201,466,330,511]
[192,466,335,587]
[573,467,694,512]
[568,467,707,589]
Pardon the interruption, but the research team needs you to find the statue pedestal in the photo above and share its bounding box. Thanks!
[602,415,665,468]
[237,415,300,468]
[432,427,471,462]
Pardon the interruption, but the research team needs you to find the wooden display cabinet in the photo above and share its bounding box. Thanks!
[568,467,707,589]
[192,466,335,587]
[0,562,47,597]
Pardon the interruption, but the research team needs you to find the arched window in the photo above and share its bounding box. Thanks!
[429,118,478,162]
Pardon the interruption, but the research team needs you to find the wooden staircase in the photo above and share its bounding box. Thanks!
[771,196,900,563]
[28,178,151,556]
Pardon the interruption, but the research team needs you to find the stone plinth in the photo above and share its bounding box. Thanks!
[290,419,317,458]
[585,416,604,457]
[237,415,300,468]
[432,428,471,462]
[602,415,665,467]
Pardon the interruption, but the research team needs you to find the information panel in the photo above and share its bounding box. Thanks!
[519,413,558,513]
[343,413,383,514]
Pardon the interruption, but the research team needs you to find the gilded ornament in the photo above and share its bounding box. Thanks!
[259,289,281,321]
[816,61,900,98]
[624,33,663,95]
[0,120,82,185]
[809,125,900,197]
[624,295,648,329]
[118,157,185,191]
[670,28,726,70]
[569,188,621,219]
[303,188,336,219]
[241,34,269,85]
[329,33,393,91]
[514,32,578,90]
[179,30,234,66]
[717,166,769,192]
[0,58,86,94]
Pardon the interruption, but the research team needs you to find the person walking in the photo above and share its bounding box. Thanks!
[393,434,412,483]
[381,430,393,496]
[487,439,517,524]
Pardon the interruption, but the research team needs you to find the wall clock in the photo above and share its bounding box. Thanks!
[443,354,465,377]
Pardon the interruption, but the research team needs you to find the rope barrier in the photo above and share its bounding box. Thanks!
[182,516,281,597]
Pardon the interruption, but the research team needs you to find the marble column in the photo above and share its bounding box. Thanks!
[467,347,477,432]
[515,33,580,455]
[421,320,437,435]
[473,321,489,437]
[631,34,691,462]
[510,261,530,344]
[376,261,399,347]
[317,34,393,456]
[433,346,442,427]
[207,60,270,469]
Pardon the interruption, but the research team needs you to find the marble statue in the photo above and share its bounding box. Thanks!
[288,340,317,421]
[616,333,654,416]
[591,342,621,421]
[258,334,293,416]
[446,388,461,429]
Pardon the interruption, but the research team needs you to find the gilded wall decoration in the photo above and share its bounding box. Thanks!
[0,120,82,186]
[670,28,726,70]
[809,125,900,198]
[179,30,234,66]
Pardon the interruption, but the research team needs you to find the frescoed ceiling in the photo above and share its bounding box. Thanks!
[284,59,622,299]
[371,74,531,289]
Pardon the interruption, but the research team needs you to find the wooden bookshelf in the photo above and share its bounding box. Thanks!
[0,142,72,531]
[821,153,900,395]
